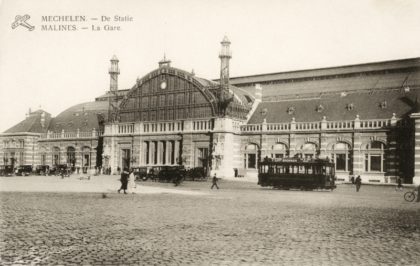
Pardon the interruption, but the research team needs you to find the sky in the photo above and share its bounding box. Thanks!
[0,0,419,132]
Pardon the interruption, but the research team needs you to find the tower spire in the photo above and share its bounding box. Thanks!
[219,36,232,88]
[218,36,234,117]
[109,55,120,92]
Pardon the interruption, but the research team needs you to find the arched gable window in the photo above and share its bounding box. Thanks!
[299,143,317,160]
[364,141,386,172]
[271,143,288,159]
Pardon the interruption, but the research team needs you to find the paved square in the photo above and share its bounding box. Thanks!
[0,176,419,265]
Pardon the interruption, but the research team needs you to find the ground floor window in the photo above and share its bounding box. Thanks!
[247,154,256,168]
[52,147,60,165]
[331,142,352,172]
[364,141,386,172]
[244,144,258,169]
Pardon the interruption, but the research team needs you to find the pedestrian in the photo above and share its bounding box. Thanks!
[118,168,129,194]
[211,173,219,189]
[127,168,136,194]
[350,175,355,184]
[355,175,362,192]
[395,177,403,191]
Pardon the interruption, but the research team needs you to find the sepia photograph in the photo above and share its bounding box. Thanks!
[0,0,419,265]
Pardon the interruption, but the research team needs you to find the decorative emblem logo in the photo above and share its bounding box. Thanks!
[11,15,35,31]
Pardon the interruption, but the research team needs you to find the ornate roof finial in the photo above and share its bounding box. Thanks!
[159,52,171,68]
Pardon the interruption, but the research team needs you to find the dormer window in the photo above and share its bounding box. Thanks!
[287,106,295,115]
[260,108,268,116]
[380,101,387,109]
[316,104,324,113]
[346,103,354,111]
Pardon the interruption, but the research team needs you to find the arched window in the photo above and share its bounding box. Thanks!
[299,143,317,160]
[52,147,60,165]
[66,147,76,167]
[271,143,288,159]
[365,141,386,172]
[331,142,352,172]
[244,144,258,169]
[81,147,91,168]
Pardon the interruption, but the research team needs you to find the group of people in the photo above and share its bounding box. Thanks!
[118,168,137,194]
[350,175,362,192]
[117,170,221,194]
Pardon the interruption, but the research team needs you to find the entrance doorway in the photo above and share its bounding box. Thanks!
[122,149,131,170]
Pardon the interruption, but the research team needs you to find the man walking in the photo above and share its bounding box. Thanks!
[355,175,362,192]
[118,168,129,194]
[211,173,219,189]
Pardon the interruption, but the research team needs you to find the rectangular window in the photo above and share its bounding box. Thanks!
[247,154,256,169]
[160,95,165,106]
[159,110,165,120]
[151,96,157,107]
[370,155,381,172]
[150,111,156,121]
[336,154,346,171]
[142,112,148,121]
[176,94,184,105]
[168,94,174,106]
[142,98,149,108]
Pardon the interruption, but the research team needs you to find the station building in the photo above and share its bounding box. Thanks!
[1,37,420,184]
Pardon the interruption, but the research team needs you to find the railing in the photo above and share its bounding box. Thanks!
[241,124,262,132]
[295,122,319,131]
[266,123,289,131]
[143,122,184,133]
[118,124,134,134]
[192,120,213,131]
[360,119,391,129]
[40,130,102,140]
[326,120,354,129]
[240,118,396,133]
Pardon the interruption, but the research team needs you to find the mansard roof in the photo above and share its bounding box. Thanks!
[226,57,420,100]
[47,101,108,133]
[4,110,51,134]
[248,88,420,124]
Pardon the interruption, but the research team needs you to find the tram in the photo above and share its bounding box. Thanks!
[258,157,336,190]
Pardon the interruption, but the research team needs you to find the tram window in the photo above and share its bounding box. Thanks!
[260,165,268,173]
[299,165,304,173]
[307,166,313,174]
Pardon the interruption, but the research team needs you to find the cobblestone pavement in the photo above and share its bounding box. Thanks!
[0,177,419,265]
